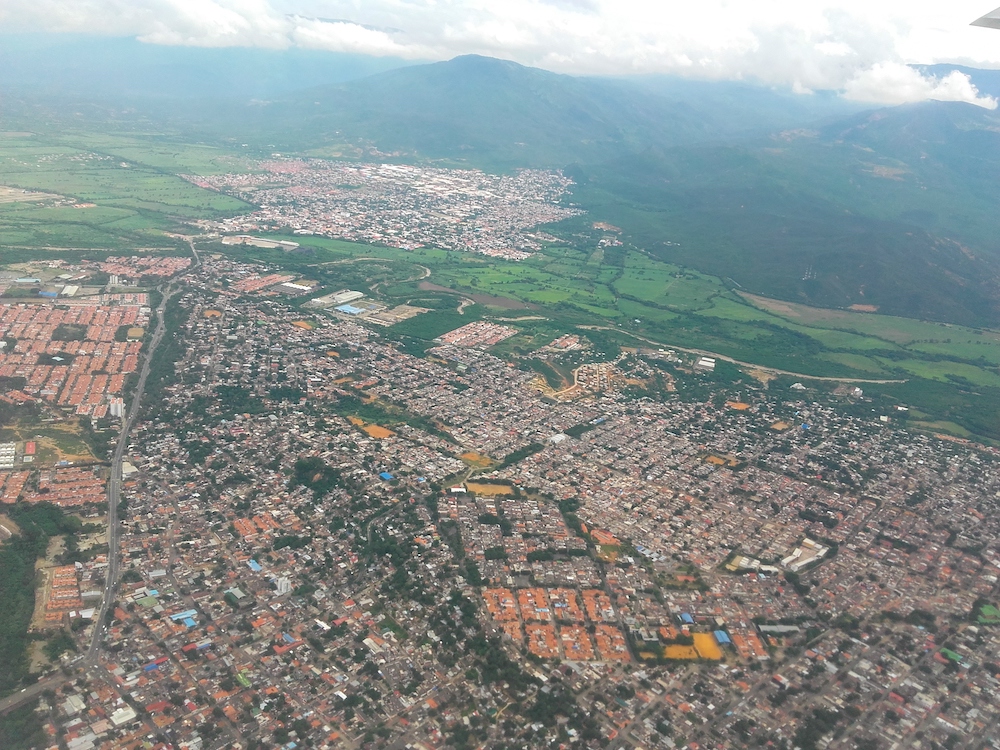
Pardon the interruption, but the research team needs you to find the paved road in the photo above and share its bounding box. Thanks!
[577,325,908,384]
[0,271,191,712]
[0,673,71,716]
[86,240,200,665]
[86,285,172,661]
[1,243,201,715]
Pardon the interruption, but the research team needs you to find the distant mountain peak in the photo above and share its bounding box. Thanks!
[422,53,560,83]
[446,53,522,67]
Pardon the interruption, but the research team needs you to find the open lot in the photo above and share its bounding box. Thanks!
[0,186,61,204]
[465,482,512,495]
[0,421,95,465]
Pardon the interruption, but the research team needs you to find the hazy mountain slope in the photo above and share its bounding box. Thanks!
[210,55,863,166]
[0,49,862,167]
[625,75,869,134]
[249,55,717,166]
[575,100,1000,325]
[3,46,999,324]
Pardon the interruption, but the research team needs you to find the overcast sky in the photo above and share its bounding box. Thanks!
[3,0,1000,107]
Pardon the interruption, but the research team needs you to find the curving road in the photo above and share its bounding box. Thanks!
[577,325,908,384]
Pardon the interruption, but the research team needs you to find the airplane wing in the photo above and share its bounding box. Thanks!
[973,6,1000,28]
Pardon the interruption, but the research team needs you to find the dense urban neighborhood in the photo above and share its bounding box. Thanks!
[1,246,999,750]
[7,2,1000,744]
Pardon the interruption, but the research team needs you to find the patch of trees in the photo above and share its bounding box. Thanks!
[526,549,555,562]
[792,708,842,750]
[43,630,77,661]
[0,376,27,393]
[140,294,187,417]
[52,323,87,341]
[564,421,598,438]
[215,385,264,415]
[500,442,544,468]
[183,439,214,465]
[291,456,343,499]
[798,508,839,529]
[0,503,83,696]
[273,535,311,551]
[477,512,513,535]
[558,497,586,537]
[268,386,304,402]
[784,571,811,597]
[0,702,46,750]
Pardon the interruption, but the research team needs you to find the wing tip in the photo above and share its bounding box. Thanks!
[973,7,1000,28]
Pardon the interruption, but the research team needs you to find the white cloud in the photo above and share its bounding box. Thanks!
[3,0,1000,105]
[290,17,431,57]
[844,62,998,108]
[135,0,291,48]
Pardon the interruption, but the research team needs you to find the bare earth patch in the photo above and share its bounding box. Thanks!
[0,513,20,542]
[0,185,61,204]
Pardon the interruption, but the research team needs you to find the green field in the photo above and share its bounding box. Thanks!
[0,131,251,253]
[226,233,967,375]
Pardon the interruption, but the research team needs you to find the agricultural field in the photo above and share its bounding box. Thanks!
[0,131,250,253]
[742,292,1000,349]
[52,133,250,176]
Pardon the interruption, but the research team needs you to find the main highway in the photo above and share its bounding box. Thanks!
[86,239,200,664]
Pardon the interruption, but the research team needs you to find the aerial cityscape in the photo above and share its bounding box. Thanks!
[2,3,1000,750]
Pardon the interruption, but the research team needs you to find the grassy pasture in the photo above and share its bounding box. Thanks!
[740,292,980,346]
[0,131,251,252]
[53,133,248,175]
[244,232,1000,375]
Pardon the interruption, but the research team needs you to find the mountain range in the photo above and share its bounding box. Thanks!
[190,54,869,167]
